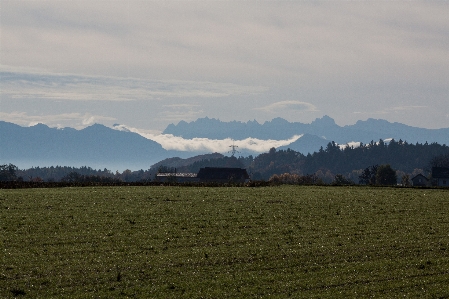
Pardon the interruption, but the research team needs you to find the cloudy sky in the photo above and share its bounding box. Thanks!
[1,0,449,137]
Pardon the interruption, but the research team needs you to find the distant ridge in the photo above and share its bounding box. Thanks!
[278,134,329,154]
[0,121,171,170]
[163,116,449,146]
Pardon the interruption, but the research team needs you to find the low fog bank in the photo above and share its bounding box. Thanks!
[113,124,303,154]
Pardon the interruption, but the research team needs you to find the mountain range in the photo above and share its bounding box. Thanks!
[164,116,449,146]
[0,121,175,170]
[1,116,448,170]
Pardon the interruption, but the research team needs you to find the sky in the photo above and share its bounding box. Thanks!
[1,1,449,144]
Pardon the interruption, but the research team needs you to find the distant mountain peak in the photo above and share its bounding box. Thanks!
[263,117,289,126]
[311,115,336,127]
[248,119,260,125]
[30,123,50,128]
[82,123,111,132]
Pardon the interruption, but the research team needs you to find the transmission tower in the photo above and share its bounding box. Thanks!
[228,140,240,157]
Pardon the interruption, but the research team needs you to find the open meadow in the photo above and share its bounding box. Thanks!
[1,185,449,298]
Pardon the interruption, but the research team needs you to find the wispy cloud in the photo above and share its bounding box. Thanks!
[390,105,427,111]
[156,110,205,124]
[162,104,201,108]
[0,111,115,129]
[113,124,302,153]
[354,105,428,115]
[0,66,267,102]
[256,101,318,113]
[156,103,204,123]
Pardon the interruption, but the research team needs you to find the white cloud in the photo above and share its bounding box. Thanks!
[339,141,362,150]
[113,124,302,153]
[256,101,318,113]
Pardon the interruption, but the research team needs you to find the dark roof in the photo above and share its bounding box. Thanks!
[432,167,449,178]
[411,174,428,181]
[197,167,249,181]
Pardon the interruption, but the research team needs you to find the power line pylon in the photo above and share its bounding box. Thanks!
[228,140,240,157]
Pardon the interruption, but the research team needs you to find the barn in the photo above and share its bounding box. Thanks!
[411,174,429,187]
[432,167,449,187]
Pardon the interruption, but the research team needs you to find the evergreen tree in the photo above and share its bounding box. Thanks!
[0,164,18,181]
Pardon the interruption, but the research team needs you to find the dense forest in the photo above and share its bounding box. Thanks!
[249,139,449,182]
[2,139,448,184]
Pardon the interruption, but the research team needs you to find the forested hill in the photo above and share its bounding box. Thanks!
[247,140,449,181]
[168,140,449,182]
[150,139,449,182]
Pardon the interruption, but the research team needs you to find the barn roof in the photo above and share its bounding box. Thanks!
[411,174,428,181]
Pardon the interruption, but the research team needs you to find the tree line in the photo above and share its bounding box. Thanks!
[1,139,448,185]
[249,139,449,182]
[0,165,154,183]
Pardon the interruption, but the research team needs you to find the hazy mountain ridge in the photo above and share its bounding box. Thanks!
[0,121,172,170]
[278,134,329,154]
[164,116,449,146]
[2,116,449,171]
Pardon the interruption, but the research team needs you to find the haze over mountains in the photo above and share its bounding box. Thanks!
[0,121,172,170]
[1,116,448,170]
[164,116,449,145]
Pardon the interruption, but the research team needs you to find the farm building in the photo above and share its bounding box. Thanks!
[197,167,250,183]
[432,167,449,187]
[411,174,429,187]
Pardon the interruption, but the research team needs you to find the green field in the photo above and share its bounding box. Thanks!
[1,186,449,298]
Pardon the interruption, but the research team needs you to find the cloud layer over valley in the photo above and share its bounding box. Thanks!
[113,124,302,154]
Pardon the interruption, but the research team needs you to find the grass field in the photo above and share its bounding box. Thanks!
[1,186,449,298]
